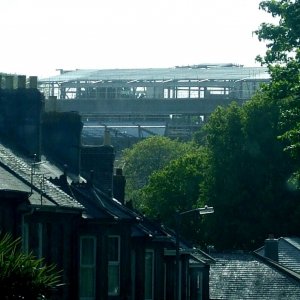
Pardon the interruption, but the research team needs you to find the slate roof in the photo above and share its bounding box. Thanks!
[209,252,300,300]
[0,143,83,209]
[70,179,196,250]
[256,237,300,274]
[49,171,137,221]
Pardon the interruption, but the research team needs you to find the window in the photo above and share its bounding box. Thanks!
[144,249,154,300]
[108,235,120,296]
[21,222,42,257]
[80,236,96,300]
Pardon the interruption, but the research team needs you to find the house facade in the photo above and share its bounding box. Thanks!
[0,77,211,300]
[0,139,210,300]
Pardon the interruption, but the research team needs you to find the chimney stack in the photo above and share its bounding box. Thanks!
[264,234,278,261]
[5,76,14,89]
[103,128,111,146]
[17,75,26,89]
[113,168,126,204]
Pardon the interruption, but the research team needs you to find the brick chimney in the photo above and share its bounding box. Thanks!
[264,235,278,261]
[81,145,115,197]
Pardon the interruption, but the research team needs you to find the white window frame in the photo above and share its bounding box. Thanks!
[108,235,120,296]
[144,249,155,300]
[79,236,97,300]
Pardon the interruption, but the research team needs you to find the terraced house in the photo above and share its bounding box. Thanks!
[0,75,211,300]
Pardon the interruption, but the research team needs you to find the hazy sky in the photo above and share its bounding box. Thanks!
[0,0,273,77]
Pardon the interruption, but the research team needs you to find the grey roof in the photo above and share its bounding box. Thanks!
[256,237,300,274]
[0,143,83,209]
[278,238,300,274]
[209,253,300,300]
[39,65,270,83]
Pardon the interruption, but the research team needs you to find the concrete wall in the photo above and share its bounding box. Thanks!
[47,97,244,116]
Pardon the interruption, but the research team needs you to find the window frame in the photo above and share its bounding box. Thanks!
[144,249,155,300]
[79,235,97,300]
[108,235,121,296]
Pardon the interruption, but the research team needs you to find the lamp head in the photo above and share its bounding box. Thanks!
[198,205,214,215]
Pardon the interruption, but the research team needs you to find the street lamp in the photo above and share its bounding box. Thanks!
[175,205,214,300]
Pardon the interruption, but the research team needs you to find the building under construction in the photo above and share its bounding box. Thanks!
[39,64,269,142]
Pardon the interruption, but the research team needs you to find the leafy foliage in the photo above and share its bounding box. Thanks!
[120,136,197,207]
[256,0,300,181]
[199,92,300,250]
[0,233,61,299]
[256,0,300,65]
[139,149,208,242]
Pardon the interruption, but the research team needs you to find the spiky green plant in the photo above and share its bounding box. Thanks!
[0,233,61,299]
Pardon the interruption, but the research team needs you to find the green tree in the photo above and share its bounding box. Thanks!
[198,95,298,250]
[120,136,197,207]
[0,233,60,299]
[256,0,300,65]
[139,149,208,243]
[256,0,300,179]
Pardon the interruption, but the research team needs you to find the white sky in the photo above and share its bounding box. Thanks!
[0,0,273,77]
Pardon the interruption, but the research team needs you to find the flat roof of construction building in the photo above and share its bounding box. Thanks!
[40,64,270,83]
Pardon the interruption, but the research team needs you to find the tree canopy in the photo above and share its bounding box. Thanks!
[256,0,300,179]
[199,94,299,250]
[121,136,197,207]
[256,0,300,65]
[139,149,208,242]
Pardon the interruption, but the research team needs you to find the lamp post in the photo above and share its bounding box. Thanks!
[175,205,214,300]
